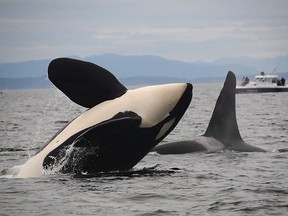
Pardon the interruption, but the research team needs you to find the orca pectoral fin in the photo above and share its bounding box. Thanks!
[73,111,142,148]
[48,58,127,108]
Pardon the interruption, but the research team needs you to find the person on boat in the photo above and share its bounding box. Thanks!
[241,76,249,86]
[281,77,286,86]
[245,76,249,83]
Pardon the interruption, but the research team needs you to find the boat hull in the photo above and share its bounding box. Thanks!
[236,86,288,94]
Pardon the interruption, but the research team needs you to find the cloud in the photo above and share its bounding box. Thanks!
[0,0,288,62]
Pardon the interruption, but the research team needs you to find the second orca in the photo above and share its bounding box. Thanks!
[152,71,266,154]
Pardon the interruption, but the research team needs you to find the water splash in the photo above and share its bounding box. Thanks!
[0,165,23,178]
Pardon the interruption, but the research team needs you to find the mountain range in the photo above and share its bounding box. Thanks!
[0,54,288,89]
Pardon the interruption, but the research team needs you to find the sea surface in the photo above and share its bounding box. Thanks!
[0,83,288,216]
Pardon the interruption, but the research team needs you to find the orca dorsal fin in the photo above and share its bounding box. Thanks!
[204,71,243,143]
[48,58,127,108]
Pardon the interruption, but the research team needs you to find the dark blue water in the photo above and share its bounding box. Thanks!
[1,84,288,215]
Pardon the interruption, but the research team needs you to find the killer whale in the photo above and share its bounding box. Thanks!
[16,58,192,178]
[152,71,266,154]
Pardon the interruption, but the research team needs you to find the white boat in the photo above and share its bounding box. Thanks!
[236,72,288,94]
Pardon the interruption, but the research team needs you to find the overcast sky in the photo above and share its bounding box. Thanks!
[1,0,288,63]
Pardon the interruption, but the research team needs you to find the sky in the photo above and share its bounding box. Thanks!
[0,0,288,63]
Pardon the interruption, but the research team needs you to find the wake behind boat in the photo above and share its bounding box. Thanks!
[236,72,288,94]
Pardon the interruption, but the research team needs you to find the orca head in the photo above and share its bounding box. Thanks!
[43,83,192,175]
[41,58,193,175]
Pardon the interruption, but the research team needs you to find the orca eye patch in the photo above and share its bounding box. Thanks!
[156,118,175,140]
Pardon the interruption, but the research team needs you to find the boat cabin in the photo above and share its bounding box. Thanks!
[255,72,278,84]
[241,72,286,87]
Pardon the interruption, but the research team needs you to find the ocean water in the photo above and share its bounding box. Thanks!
[0,83,288,216]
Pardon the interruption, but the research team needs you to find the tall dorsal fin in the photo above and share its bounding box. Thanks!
[48,58,127,108]
[204,71,243,143]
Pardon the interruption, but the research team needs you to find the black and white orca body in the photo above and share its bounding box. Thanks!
[152,71,266,155]
[16,58,192,178]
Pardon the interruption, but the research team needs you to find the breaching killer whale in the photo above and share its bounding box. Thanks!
[15,58,192,178]
[152,71,266,154]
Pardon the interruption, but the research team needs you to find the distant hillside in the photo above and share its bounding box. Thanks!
[84,54,257,79]
[0,54,288,89]
[0,76,52,89]
[0,54,259,79]
[213,55,288,73]
[0,60,50,78]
